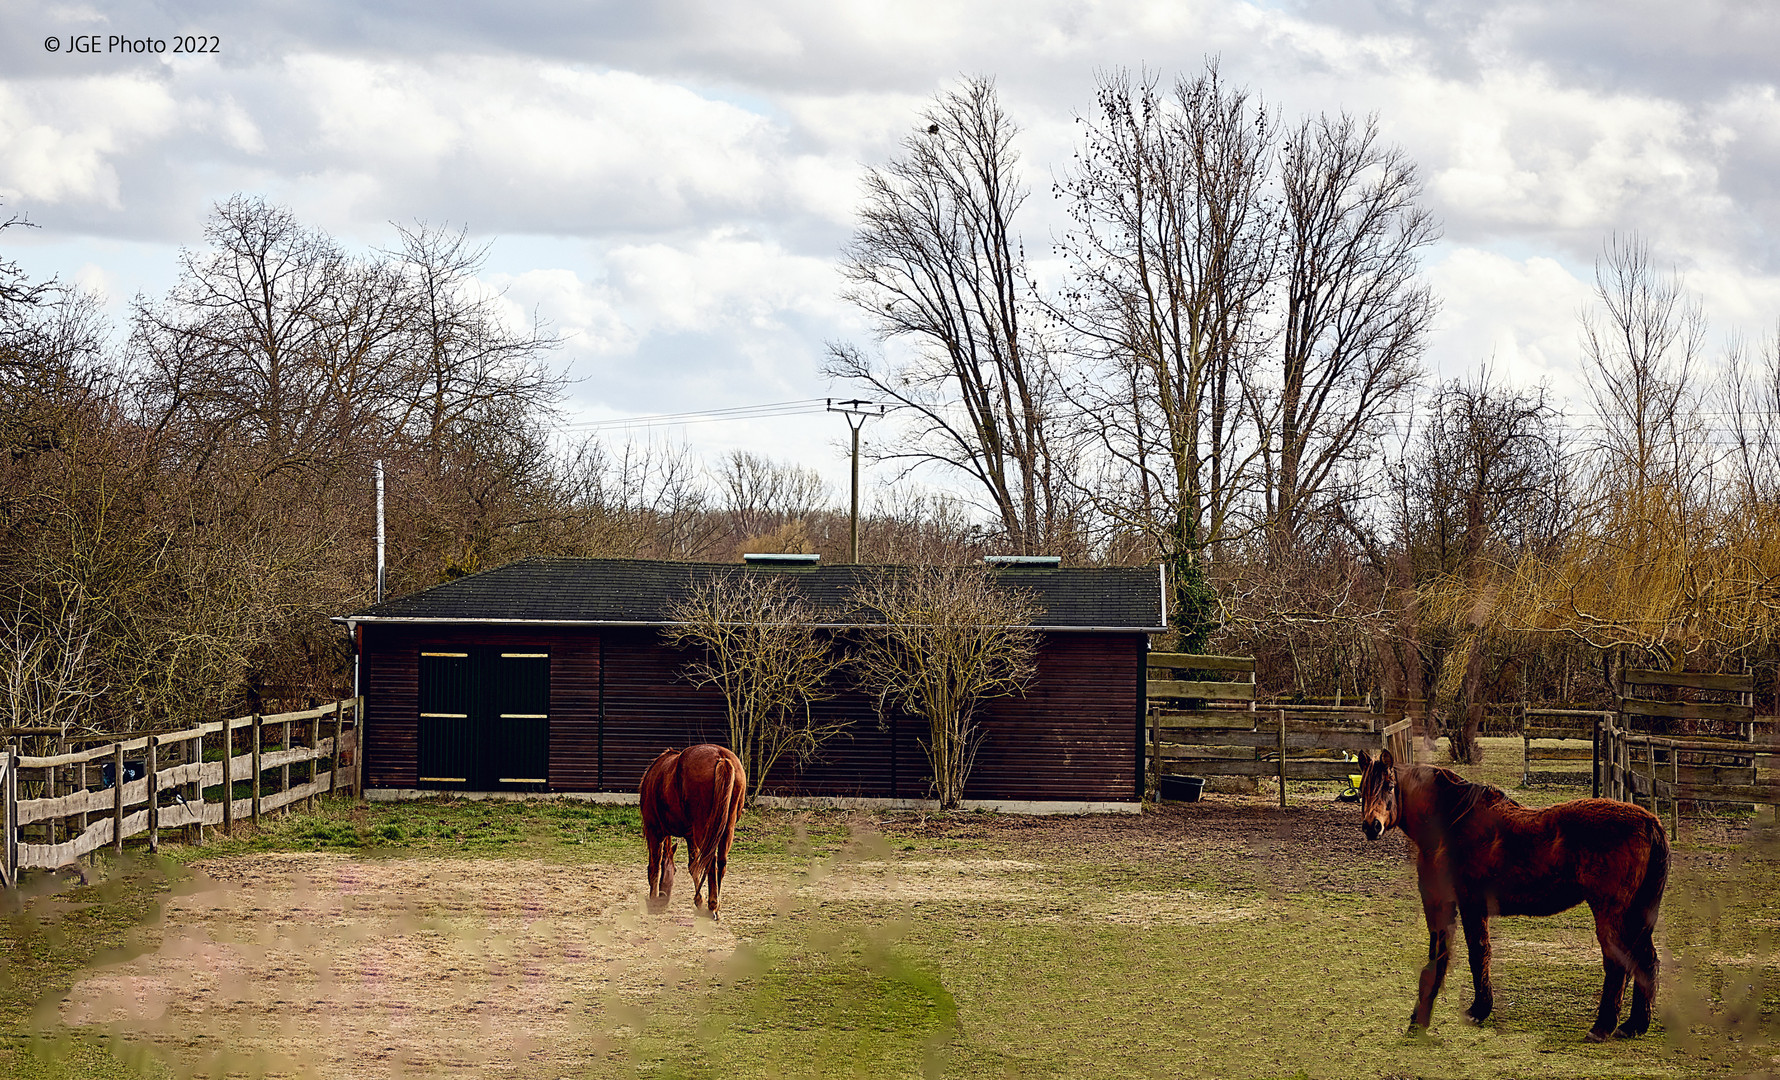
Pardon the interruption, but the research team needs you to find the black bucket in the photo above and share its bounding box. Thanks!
[1159,775,1205,802]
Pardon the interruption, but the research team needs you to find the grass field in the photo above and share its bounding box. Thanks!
[2,737,1778,1078]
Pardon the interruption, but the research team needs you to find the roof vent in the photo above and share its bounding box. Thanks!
[743,552,821,566]
[984,555,1061,568]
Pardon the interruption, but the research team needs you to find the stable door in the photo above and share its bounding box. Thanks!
[418,649,550,791]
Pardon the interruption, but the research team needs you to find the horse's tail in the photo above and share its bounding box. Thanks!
[716,753,745,819]
[1632,815,1670,928]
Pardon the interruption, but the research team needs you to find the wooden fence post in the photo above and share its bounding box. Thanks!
[45,763,56,848]
[281,718,292,814]
[2,751,16,888]
[309,711,320,811]
[330,701,342,797]
[189,733,203,845]
[250,714,262,828]
[1591,713,1601,799]
[1670,748,1680,841]
[146,736,159,854]
[222,720,235,836]
[112,742,125,856]
[1277,709,1287,810]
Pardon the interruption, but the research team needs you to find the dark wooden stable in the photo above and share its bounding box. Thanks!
[340,558,1166,807]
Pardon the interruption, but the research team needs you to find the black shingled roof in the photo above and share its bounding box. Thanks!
[340,557,1165,631]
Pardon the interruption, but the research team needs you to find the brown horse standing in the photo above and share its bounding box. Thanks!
[1356,748,1668,1041]
[639,744,747,918]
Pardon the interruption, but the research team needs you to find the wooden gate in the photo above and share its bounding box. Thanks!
[1521,707,1610,792]
[1602,665,1770,837]
[1147,654,1404,807]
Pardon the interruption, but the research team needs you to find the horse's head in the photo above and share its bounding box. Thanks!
[1355,748,1399,841]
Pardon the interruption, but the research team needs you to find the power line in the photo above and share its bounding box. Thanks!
[561,398,834,432]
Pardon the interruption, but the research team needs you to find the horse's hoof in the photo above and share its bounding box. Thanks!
[1584,1029,1610,1043]
[1612,1023,1647,1040]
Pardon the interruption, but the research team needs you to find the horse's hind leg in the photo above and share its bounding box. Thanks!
[1460,903,1494,1022]
[648,836,677,914]
[1588,908,1632,1041]
[1616,921,1658,1038]
[707,817,739,918]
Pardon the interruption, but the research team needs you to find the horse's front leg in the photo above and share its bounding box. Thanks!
[1460,902,1494,1022]
[1412,893,1458,1032]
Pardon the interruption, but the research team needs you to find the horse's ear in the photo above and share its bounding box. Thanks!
[1356,750,1373,772]
[1378,748,1395,769]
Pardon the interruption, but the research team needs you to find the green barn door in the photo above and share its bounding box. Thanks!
[418,652,476,788]
[490,652,550,791]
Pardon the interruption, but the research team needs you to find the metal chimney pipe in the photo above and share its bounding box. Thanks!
[375,460,386,604]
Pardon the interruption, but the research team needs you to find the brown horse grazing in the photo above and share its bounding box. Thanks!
[1355,748,1668,1041]
[639,744,747,918]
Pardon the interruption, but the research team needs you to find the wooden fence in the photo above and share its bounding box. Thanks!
[1521,707,1611,792]
[1600,666,1774,837]
[1,698,362,887]
[1147,653,1405,808]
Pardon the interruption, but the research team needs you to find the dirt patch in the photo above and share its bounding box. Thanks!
[803,858,1047,903]
[60,855,741,1079]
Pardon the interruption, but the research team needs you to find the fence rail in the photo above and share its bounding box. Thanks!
[2,698,362,885]
[1601,664,1772,838]
[1521,707,1611,792]
[1146,654,1401,807]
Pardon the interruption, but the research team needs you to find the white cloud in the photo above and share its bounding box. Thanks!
[1,0,1775,496]
[0,75,178,208]
[1424,248,1595,400]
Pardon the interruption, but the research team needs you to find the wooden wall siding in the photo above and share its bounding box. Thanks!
[763,686,909,799]
[362,626,600,790]
[367,625,1141,801]
[599,628,729,791]
[598,629,927,798]
[968,634,1141,802]
[545,628,601,790]
[364,627,418,789]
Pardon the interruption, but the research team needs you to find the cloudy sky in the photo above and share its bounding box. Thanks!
[3,0,1777,498]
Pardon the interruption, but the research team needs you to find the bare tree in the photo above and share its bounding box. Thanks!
[828,76,1073,553]
[132,195,411,480]
[387,222,565,469]
[0,596,101,743]
[1055,63,1277,646]
[663,571,847,800]
[716,450,832,548]
[847,564,1038,808]
[1721,327,1780,505]
[1267,111,1436,555]
[1582,233,1707,498]
[1402,373,1567,762]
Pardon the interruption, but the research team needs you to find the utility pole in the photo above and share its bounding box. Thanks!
[375,459,386,604]
[827,399,885,564]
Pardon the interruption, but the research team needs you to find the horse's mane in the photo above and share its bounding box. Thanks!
[1425,766,1518,823]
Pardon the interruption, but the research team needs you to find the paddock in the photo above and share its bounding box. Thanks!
[6,737,1775,1079]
